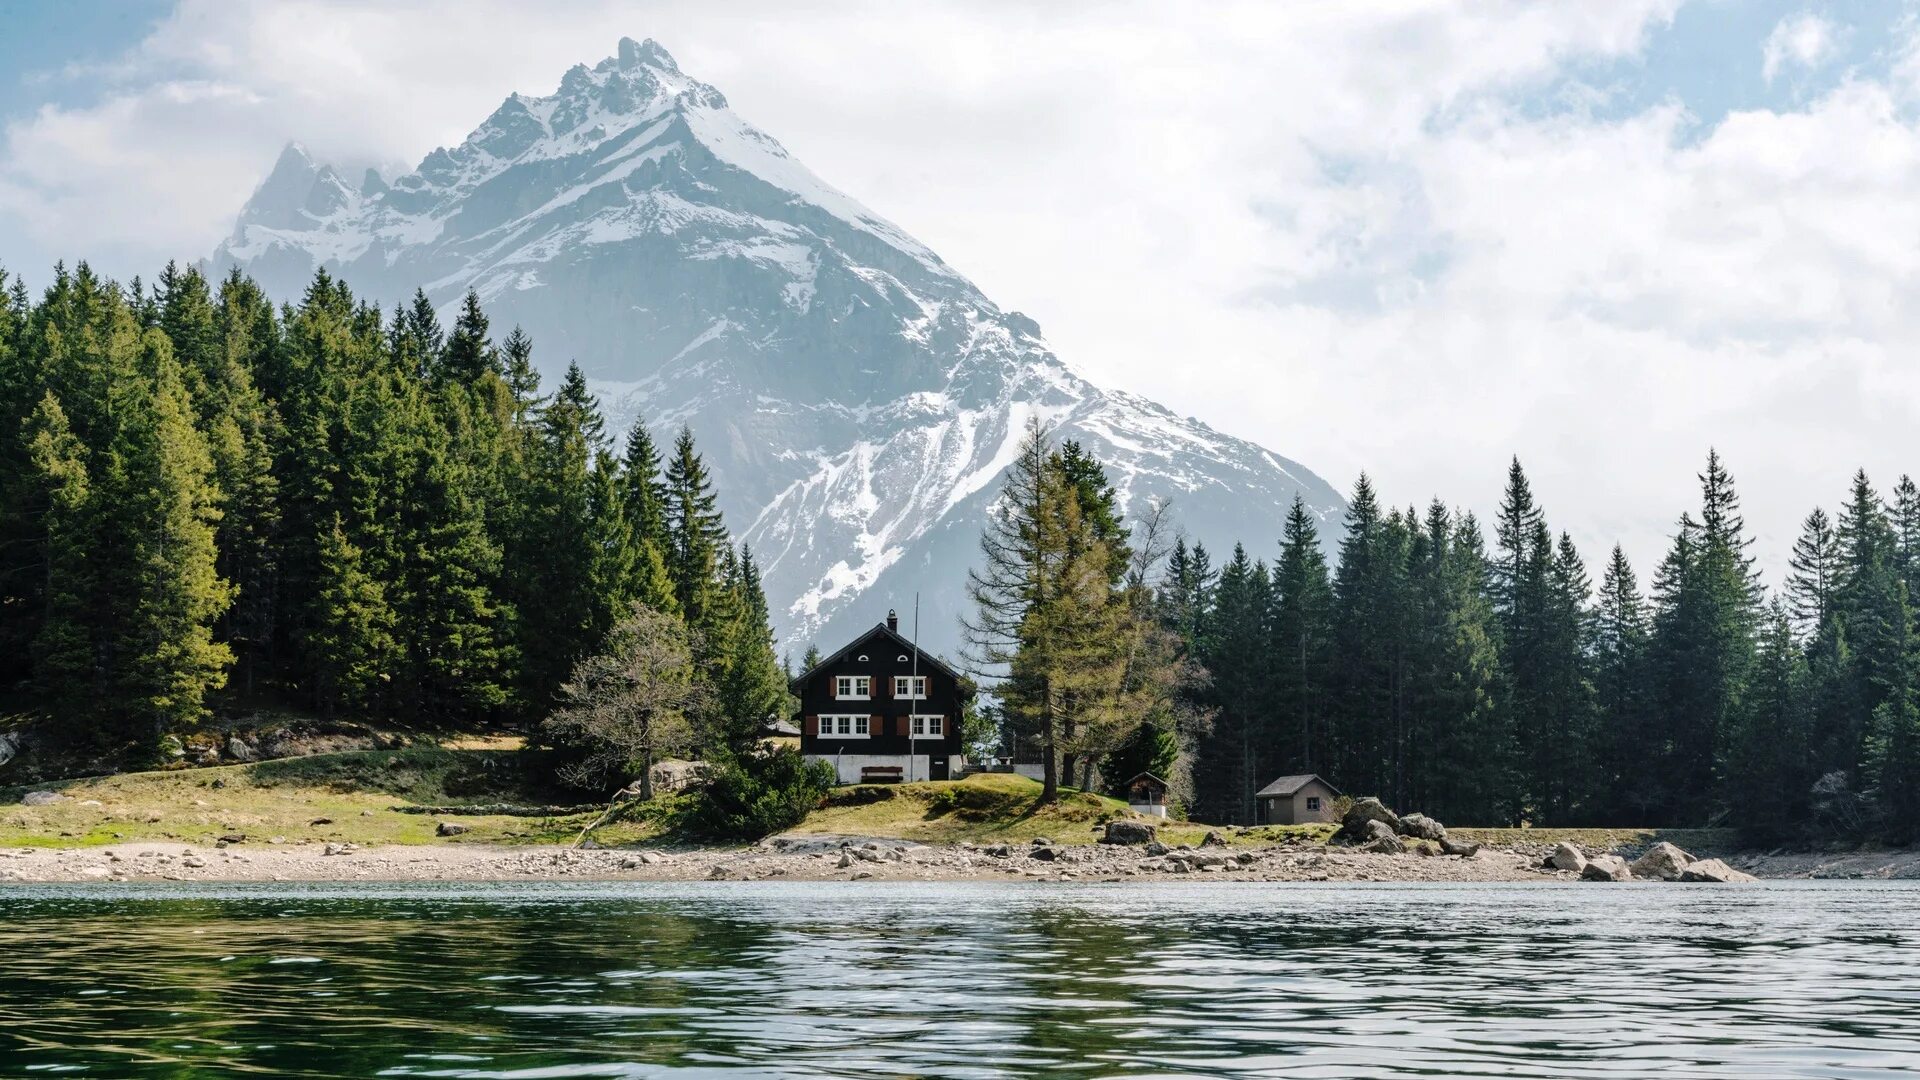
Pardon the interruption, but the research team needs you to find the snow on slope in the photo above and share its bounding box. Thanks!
[206,37,1344,656]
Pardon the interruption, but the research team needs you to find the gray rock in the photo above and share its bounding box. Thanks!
[1361,819,1404,854]
[1440,835,1481,858]
[638,850,665,865]
[434,822,470,837]
[1102,820,1157,845]
[21,791,64,807]
[983,843,1012,858]
[1582,854,1632,881]
[1030,837,1054,846]
[1679,858,1757,884]
[226,736,260,763]
[1398,813,1447,842]
[835,852,854,868]
[1630,841,1694,881]
[1337,797,1401,843]
[1144,840,1170,857]
[1030,846,1059,862]
[1550,842,1587,873]
[1201,831,1229,847]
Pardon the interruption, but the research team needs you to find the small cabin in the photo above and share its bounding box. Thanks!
[793,611,969,785]
[1124,772,1170,819]
[1255,774,1341,825]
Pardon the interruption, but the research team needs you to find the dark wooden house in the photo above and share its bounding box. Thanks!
[793,611,969,784]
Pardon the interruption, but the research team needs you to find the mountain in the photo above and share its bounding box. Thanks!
[206,37,1345,657]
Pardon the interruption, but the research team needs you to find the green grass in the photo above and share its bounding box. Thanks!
[0,748,633,848]
[1451,826,1736,853]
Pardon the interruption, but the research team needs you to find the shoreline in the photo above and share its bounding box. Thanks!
[4,835,1913,885]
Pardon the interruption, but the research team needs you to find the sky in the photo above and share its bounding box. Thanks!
[2,0,1919,587]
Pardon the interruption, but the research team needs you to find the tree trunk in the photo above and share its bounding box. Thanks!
[639,745,654,802]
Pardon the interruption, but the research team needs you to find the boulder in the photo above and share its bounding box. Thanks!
[1361,818,1405,854]
[1030,836,1054,846]
[1549,842,1587,873]
[1411,840,1439,857]
[1201,830,1229,847]
[1398,813,1448,842]
[1030,846,1059,862]
[983,843,1012,858]
[1143,840,1170,857]
[0,730,20,768]
[1679,858,1757,884]
[226,736,260,763]
[1630,841,1694,881]
[1440,835,1481,858]
[1581,854,1632,881]
[1101,820,1157,845]
[434,821,470,837]
[1336,797,1401,843]
[21,790,65,807]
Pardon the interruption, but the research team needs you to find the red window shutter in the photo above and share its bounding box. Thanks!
[897,715,910,737]
[804,715,817,736]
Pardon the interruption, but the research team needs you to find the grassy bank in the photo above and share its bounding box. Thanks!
[3,754,1736,853]
[0,748,627,848]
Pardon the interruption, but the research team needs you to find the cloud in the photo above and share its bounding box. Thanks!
[1,0,1915,590]
[1762,12,1840,83]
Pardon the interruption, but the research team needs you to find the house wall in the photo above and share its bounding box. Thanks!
[1258,780,1339,825]
[807,753,965,786]
[795,626,963,780]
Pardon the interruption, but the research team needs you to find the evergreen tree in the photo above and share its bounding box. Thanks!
[1786,508,1841,639]
[438,290,497,386]
[1594,545,1654,821]
[1728,600,1813,840]
[1269,495,1334,773]
[664,425,728,639]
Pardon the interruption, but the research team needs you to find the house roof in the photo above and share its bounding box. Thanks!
[790,621,963,691]
[1255,774,1340,798]
[1125,772,1169,788]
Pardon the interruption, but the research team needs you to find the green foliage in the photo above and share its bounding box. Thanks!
[691,747,836,839]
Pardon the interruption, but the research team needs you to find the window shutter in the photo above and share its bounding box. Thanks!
[804,715,817,737]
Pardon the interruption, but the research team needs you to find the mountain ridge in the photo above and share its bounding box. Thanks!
[206,37,1345,657]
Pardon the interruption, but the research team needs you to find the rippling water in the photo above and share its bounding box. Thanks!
[2,881,1918,1077]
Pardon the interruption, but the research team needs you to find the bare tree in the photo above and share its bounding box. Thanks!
[543,603,712,826]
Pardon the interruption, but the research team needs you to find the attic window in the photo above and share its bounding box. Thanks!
[856,654,868,662]
[897,655,909,663]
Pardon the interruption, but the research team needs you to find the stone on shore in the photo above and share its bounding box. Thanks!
[1360,819,1405,854]
[1440,836,1481,858]
[434,822,470,837]
[1398,813,1447,842]
[22,791,65,807]
[1630,841,1693,881]
[1582,854,1632,881]
[1337,797,1401,843]
[1201,830,1228,847]
[1549,842,1587,873]
[1679,858,1756,884]
[1101,820,1156,845]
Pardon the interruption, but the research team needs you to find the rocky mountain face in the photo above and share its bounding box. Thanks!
[207,37,1344,657]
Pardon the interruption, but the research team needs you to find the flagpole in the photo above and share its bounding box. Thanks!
[909,593,921,783]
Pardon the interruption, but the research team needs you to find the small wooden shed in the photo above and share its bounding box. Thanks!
[1124,772,1170,819]
[1255,774,1341,825]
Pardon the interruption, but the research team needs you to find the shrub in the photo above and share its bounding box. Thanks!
[692,747,836,839]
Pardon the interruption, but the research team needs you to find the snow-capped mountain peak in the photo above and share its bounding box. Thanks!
[207,38,1343,655]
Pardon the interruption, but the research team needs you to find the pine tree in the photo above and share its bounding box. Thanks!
[619,422,678,615]
[664,425,728,639]
[1196,544,1273,823]
[1269,495,1333,773]
[1594,545,1653,821]
[1786,507,1841,639]
[1727,600,1813,840]
[308,515,398,713]
[438,290,497,386]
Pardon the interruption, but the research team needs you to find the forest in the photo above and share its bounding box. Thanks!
[2,260,1916,844]
[0,262,794,794]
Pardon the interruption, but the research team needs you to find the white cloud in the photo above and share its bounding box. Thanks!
[1762,12,1840,83]
[2,0,1917,589]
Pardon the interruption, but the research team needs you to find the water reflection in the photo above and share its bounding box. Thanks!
[1,881,1917,1077]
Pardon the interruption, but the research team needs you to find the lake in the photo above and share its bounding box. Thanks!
[2,881,1917,1077]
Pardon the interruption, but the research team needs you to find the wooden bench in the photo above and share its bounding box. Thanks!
[860,766,904,784]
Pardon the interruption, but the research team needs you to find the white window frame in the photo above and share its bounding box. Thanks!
[894,675,929,700]
[909,714,945,738]
[834,675,871,700]
[818,714,871,739]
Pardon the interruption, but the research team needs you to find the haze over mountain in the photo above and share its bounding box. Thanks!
[206,37,1343,656]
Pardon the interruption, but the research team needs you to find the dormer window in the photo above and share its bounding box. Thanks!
[835,675,871,700]
[894,675,928,700]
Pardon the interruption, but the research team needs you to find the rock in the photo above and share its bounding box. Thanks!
[1549,842,1587,873]
[1336,797,1401,843]
[308,817,332,826]
[78,865,113,880]
[1102,820,1157,845]
[1144,840,1170,857]
[1440,835,1481,858]
[983,843,1012,858]
[852,870,874,880]
[1679,858,1757,884]
[434,822,470,837]
[1361,819,1404,854]
[1201,831,1229,847]
[21,791,65,807]
[1582,854,1632,881]
[1030,837,1053,846]
[1030,846,1059,862]
[217,833,246,844]
[1630,841,1694,881]
[708,865,735,880]
[226,736,260,763]
[1411,840,1439,857]
[637,850,665,865]
[836,852,854,868]
[1398,813,1447,842]
[182,857,207,869]
[854,846,884,862]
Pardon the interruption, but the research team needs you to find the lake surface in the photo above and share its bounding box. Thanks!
[2,881,1918,1077]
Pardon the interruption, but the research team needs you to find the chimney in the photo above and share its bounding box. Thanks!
[887,609,899,633]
